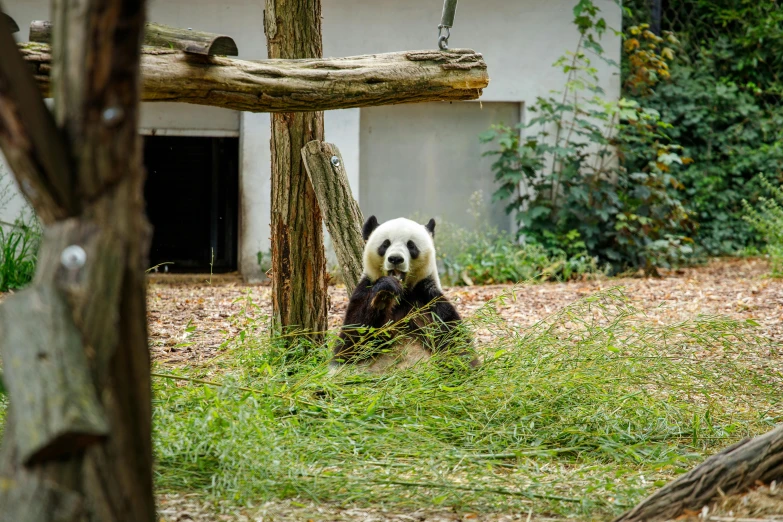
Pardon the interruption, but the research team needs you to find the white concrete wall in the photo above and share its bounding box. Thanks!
[1,0,621,279]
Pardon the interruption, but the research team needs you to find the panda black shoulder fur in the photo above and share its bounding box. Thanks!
[331,215,479,372]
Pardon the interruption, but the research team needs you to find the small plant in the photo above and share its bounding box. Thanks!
[0,214,41,292]
[742,175,783,277]
[256,250,271,275]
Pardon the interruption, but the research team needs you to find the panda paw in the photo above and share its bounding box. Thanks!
[370,276,403,310]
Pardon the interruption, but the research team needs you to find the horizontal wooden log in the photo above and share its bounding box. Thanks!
[0,284,109,465]
[2,13,18,33]
[29,20,238,56]
[20,43,489,113]
[301,141,364,292]
[614,424,783,522]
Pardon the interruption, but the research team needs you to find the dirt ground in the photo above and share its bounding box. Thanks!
[157,481,783,521]
[147,257,783,366]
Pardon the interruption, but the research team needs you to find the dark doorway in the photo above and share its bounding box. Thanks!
[143,136,239,273]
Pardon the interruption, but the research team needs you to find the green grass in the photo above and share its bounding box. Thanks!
[152,287,781,518]
[0,216,41,292]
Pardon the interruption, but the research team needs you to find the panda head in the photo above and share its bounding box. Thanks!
[362,215,441,290]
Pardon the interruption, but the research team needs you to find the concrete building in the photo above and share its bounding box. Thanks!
[1,0,621,280]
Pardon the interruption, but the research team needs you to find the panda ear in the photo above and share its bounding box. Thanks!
[424,218,436,238]
[362,215,379,241]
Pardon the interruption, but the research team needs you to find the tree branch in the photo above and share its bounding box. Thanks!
[0,23,77,223]
[301,141,364,291]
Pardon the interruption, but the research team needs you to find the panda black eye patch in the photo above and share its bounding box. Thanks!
[406,240,420,259]
[377,239,391,257]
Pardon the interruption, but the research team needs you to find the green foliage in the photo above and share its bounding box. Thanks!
[660,1,783,100]
[148,289,780,517]
[742,176,783,277]
[620,0,783,256]
[412,193,601,286]
[633,54,783,256]
[0,215,41,292]
[481,4,693,275]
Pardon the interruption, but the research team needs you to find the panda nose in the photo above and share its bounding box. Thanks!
[388,255,404,266]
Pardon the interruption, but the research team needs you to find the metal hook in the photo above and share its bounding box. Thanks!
[438,25,451,50]
[437,0,457,50]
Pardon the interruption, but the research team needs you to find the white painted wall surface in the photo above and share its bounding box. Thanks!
[239,109,360,282]
[2,0,621,279]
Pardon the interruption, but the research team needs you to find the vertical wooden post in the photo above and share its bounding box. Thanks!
[264,0,328,340]
[0,0,155,519]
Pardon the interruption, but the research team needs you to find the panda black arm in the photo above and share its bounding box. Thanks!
[333,276,403,363]
[409,277,462,324]
[409,277,479,367]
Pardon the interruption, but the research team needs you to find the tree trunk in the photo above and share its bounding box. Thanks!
[301,141,364,292]
[0,0,155,519]
[264,0,328,339]
[615,424,783,522]
[19,42,489,112]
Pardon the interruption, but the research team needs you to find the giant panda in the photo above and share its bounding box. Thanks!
[330,215,479,373]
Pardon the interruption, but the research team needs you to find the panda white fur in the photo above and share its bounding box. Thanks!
[330,216,478,373]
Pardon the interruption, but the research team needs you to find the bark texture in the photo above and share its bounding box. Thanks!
[0,41,77,223]
[264,0,328,338]
[20,42,489,113]
[30,20,239,56]
[0,0,155,519]
[301,140,364,292]
[615,424,783,522]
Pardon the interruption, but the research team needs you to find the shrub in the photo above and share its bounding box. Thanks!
[621,1,783,256]
[742,176,783,277]
[481,7,694,275]
[634,55,783,256]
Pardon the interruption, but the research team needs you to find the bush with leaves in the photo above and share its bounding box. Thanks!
[0,162,41,292]
[412,192,600,286]
[620,1,783,256]
[630,54,783,256]
[481,3,694,275]
[742,176,783,277]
